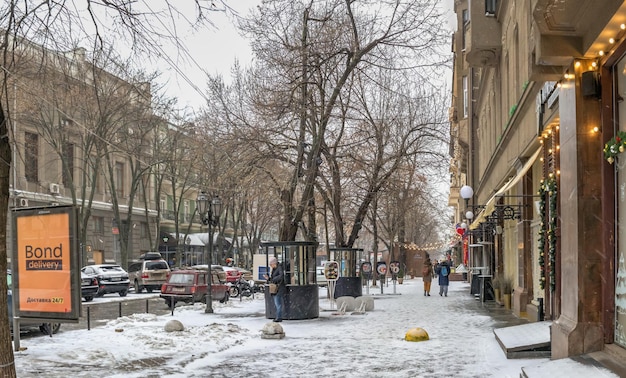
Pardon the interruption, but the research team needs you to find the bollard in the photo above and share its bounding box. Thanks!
[118,302,122,317]
[146,299,149,313]
[87,306,91,331]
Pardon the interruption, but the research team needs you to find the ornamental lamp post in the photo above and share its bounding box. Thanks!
[196,191,222,314]
[459,185,474,209]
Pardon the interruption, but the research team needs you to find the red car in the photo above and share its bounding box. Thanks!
[160,269,229,309]
[222,266,242,283]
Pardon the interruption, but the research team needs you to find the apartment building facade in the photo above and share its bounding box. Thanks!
[449,0,626,359]
[1,39,202,268]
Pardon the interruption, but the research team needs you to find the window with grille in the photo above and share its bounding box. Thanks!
[24,132,38,183]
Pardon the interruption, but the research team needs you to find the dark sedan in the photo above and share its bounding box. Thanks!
[81,264,130,297]
[81,271,99,301]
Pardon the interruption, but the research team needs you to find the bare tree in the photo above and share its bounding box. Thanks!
[235,0,450,241]
[0,1,233,373]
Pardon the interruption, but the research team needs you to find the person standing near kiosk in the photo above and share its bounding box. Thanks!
[265,257,285,322]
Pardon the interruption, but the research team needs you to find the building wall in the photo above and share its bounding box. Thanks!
[449,0,626,360]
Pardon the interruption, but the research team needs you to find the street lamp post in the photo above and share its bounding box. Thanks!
[196,191,222,314]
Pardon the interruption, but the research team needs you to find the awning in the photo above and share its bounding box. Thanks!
[469,148,541,229]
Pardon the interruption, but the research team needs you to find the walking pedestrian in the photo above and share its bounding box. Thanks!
[264,257,285,322]
[422,253,434,296]
[436,259,451,297]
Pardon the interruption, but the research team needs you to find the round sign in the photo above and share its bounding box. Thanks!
[377,263,387,275]
[361,262,372,273]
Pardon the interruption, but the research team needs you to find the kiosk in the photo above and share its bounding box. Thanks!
[329,248,364,298]
[261,241,319,320]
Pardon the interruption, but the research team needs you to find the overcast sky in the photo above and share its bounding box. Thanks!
[148,0,456,112]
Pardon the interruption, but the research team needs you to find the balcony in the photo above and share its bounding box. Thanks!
[464,1,502,67]
[531,0,625,67]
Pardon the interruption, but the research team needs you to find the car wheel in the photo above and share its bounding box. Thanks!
[83,296,93,302]
[220,292,229,303]
[39,323,61,335]
[229,286,240,298]
[134,281,142,293]
[119,289,128,297]
[146,288,153,293]
[95,290,104,297]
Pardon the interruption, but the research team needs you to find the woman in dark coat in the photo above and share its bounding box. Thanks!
[266,257,285,322]
[436,260,451,297]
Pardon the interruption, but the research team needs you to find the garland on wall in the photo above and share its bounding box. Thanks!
[537,176,558,291]
[604,130,626,163]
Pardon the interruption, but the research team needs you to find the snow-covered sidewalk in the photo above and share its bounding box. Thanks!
[14,279,550,377]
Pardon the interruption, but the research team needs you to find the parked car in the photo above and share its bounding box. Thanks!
[190,265,227,282]
[128,255,171,293]
[7,270,61,335]
[234,267,253,281]
[316,266,328,287]
[81,264,130,297]
[160,269,229,309]
[222,266,242,283]
[81,271,99,302]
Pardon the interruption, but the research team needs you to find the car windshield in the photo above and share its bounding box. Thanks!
[169,274,194,284]
[146,261,168,270]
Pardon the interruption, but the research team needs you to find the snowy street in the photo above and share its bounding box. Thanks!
[13,279,553,377]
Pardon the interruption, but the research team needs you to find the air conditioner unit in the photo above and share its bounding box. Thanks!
[50,202,59,206]
[49,183,60,195]
[19,198,29,207]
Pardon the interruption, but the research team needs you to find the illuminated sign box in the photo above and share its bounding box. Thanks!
[12,205,80,321]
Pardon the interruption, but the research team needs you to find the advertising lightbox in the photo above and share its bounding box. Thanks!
[12,205,80,321]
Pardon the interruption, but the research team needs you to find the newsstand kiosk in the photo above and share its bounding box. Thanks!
[262,241,319,320]
[329,248,364,299]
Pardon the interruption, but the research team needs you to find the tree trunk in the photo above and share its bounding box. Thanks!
[0,104,17,377]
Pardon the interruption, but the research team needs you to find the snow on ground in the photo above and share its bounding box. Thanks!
[13,279,551,377]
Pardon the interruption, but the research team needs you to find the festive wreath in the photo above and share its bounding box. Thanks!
[604,131,626,163]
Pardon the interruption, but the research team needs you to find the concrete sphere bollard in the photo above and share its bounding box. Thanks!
[164,319,185,332]
[261,322,285,339]
[405,327,429,342]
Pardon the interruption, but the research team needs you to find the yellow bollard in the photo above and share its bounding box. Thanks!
[405,327,429,342]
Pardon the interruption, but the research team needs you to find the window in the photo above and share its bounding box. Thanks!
[140,222,149,238]
[462,9,469,50]
[93,216,104,234]
[115,162,124,197]
[62,142,74,187]
[184,200,190,222]
[462,75,469,118]
[485,0,497,16]
[24,132,38,183]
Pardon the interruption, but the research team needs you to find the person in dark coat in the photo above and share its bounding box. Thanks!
[264,257,286,322]
[436,259,451,297]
